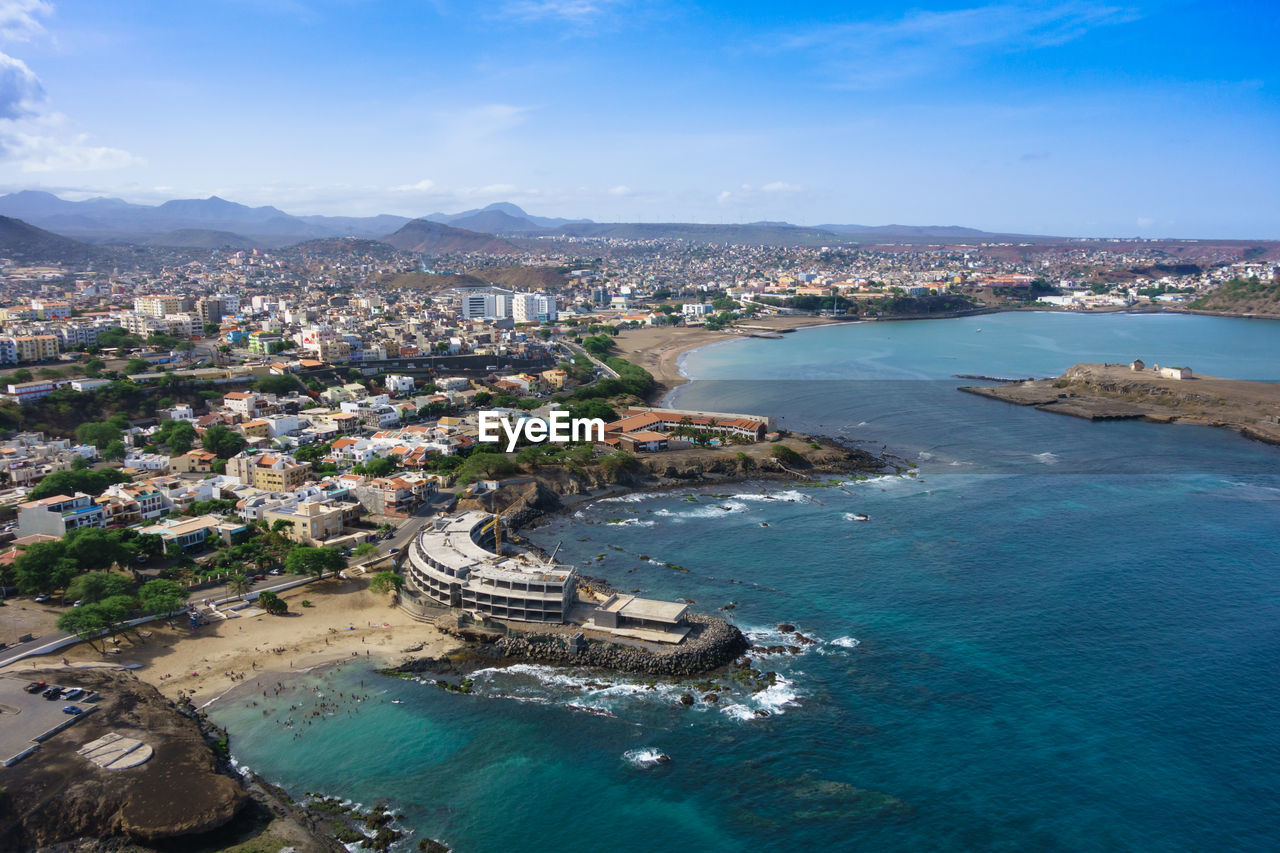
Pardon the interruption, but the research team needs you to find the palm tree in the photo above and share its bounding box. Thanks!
[226,574,251,600]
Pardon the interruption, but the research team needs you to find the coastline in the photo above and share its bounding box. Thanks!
[614,314,845,400]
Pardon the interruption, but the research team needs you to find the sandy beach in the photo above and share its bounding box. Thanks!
[6,576,461,706]
[614,315,840,397]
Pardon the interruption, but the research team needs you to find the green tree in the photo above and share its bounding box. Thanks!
[124,358,151,375]
[27,468,132,500]
[202,424,247,458]
[352,542,378,558]
[153,419,196,455]
[203,323,221,336]
[138,578,188,614]
[83,358,106,378]
[254,374,302,395]
[454,450,518,486]
[75,421,122,451]
[368,571,403,595]
[65,571,135,604]
[11,368,32,383]
[14,541,80,594]
[770,444,802,465]
[57,606,110,652]
[362,455,397,478]
[226,574,251,599]
[284,546,344,579]
[257,589,288,615]
[568,398,617,423]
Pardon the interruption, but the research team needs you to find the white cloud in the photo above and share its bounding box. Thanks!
[0,1,51,43]
[607,184,631,196]
[501,0,620,22]
[7,128,141,172]
[779,2,1139,89]
[761,181,801,193]
[0,51,40,119]
[716,190,732,204]
[391,178,436,192]
[0,5,142,175]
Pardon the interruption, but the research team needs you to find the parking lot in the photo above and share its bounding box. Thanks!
[0,674,96,765]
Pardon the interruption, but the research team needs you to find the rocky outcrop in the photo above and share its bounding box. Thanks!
[961,362,1280,445]
[0,669,248,849]
[407,613,749,678]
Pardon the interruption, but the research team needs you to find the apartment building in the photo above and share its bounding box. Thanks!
[17,493,107,538]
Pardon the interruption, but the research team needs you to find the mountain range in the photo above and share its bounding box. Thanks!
[0,190,1064,252]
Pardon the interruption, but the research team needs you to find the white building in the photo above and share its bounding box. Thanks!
[384,374,416,395]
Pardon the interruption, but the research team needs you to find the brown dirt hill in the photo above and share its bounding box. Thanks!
[380,219,518,254]
[379,271,487,291]
[1188,278,1280,317]
[466,265,569,291]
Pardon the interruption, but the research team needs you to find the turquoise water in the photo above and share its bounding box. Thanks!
[211,312,1280,852]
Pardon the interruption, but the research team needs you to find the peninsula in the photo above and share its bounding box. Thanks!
[961,362,1280,445]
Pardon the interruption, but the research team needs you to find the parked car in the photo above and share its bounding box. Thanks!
[33,594,51,603]
[389,547,400,555]
[252,574,266,582]
[61,705,83,715]
[267,569,282,575]
[24,681,47,693]
[61,687,85,700]
[72,600,84,607]
[42,687,63,700]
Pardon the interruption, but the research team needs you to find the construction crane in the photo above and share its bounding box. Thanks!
[479,505,517,556]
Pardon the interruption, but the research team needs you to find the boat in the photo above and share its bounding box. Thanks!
[850,513,869,522]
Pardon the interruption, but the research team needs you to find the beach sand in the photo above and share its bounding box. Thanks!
[614,315,839,397]
[9,576,461,706]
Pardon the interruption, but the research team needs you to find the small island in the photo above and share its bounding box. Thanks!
[961,361,1280,445]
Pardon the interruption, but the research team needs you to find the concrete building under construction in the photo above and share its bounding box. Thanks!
[401,510,576,624]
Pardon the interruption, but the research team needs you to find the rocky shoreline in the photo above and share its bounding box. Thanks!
[397,612,749,679]
[458,431,894,533]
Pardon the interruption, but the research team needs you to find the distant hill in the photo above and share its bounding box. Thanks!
[427,202,590,230]
[0,191,412,244]
[467,265,569,291]
[380,219,518,254]
[446,209,549,235]
[0,189,1114,251]
[0,216,106,264]
[286,237,406,260]
[139,229,263,250]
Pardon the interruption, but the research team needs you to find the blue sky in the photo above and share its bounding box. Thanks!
[0,0,1275,236]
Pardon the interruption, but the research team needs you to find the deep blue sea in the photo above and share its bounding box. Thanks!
[211,312,1280,852]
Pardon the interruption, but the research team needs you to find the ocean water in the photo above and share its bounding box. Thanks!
[211,312,1280,852]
